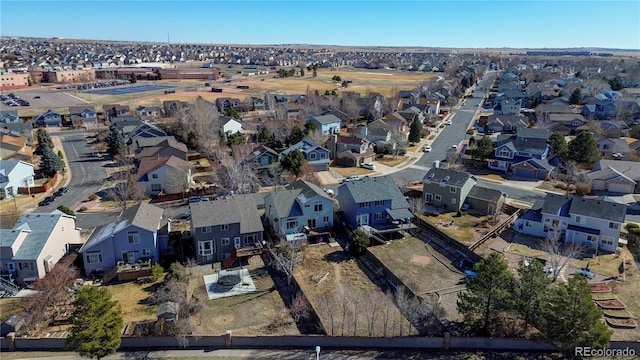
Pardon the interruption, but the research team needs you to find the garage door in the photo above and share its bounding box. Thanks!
[514,168,534,178]
[607,182,633,193]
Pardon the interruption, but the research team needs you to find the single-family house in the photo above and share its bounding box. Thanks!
[215,97,243,114]
[33,109,62,127]
[135,106,162,119]
[494,99,521,116]
[423,168,477,212]
[102,104,132,120]
[1,123,34,145]
[373,118,408,141]
[79,202,166,276]
[109,116,143,137]
[422,98,440,115]
[162,100,190,117]
[1,210,81,285]
[327,135,376,167]
[127,122,167,141]
[0,133,32,161]
[221,118,243,135]
[487,128,553,179]
[264,94,289,109]
[0,110,20,124]
[0,160,34,199]
[514,194,625,253]
[588,159,640,193]
[264,180,334,241]
[581,99,617,120]
[134,137,189,162]
[485,115,530,134]
[232,144,280,174]
[599,121,628,138]
[68,106,98,128]
[544,113,587,135]
[134,156,192,195]
[337,175,413,231]
[281,140,330,172]
[243,96,266,111]
[307,114,342,136]
[190,195,264,264]
[594,135,631,159]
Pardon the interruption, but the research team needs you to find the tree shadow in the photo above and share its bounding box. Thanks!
[323,250,352,264]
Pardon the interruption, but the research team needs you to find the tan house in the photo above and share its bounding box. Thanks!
[0,211,82,285]
[0,133,32,161]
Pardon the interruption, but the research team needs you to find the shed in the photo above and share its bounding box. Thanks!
[156,301,179,322]
[1,314,25,336]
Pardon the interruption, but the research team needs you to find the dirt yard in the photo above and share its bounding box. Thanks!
[368,236,466,322]
[294,244,418,337]
[420,212,510,243]
[187,257,298,336]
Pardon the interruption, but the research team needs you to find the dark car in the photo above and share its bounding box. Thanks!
[54,187,69,197]
[38,196,56,206]
[34,96,41,99]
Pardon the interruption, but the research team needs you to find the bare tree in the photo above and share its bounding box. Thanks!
[105,157,145,213]
[338,287,352,336]
[540,231,585,282]
[318,292,335,335]
[390,130,408,159]
[364,290,382,336]
[211,147,257,195]
[555,160,586,195]
[164,167,192,200]
[265,240,301,285]
[183,97,222,160]
[150,277,200,347]
[305,129,327,147]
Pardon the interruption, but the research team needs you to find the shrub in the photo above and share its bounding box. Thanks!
[466,129,474,135]
[88,193,99,201]
[629,227,640,236]
[150,263,164,281]
[575,182,592,195]
[556,182,567,190]
[455,210,463,217]
[567,184,576,192]
[626,223,639,229]
[57,205,75,216]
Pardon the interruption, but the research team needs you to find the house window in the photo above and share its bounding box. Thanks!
[221,238,230,246]
[525,221,532,227]
[202,226,212,233]
[323,216,329,222]
[499,149,510,157]
[152,174,158,179]
[151,184,161,192]
[608,222,619,230]
[374,212,384,220]
[142,248,151,256]
[198,240,214,256]
[18,262,35,271]
[451,197,457,205]
[586,235,597,242]
[359,202,370,208]
[449,187,456,193]
[434,194,442,201]
[86,251,103,264]
[314,203,323,212]
[286,219,297,229]
[601,236,614,246]
[374,200,384,206]
[320,153,327,158]
[575,216,582,223]
[244,235,257,245]
[310,153,317,160]
[127,231,140,244]
[221,224,229,231]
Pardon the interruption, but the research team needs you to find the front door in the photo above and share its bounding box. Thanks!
[358,213,369,226]
[127,252,135,264]
[425,193,433,203]
[7,263,14,272]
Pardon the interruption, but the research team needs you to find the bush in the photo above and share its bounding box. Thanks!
[629,227,640,236]
[57,205,75,216]
[626,223,639,229]
[88,193,99,201]
[466,129,474,135]
[555,182,567,190]
[150,263,164,281]
[567,184,576,192]
[575,182,592,195]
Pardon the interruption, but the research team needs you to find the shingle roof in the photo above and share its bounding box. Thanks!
[467,185,506,202]
[135,156,190,181]
[11,211,72,260]
[339,175,409,209]
[190,195,263,233]
[310,114,342,125]
[569,197,626,223]
[517,128,551,140]
[424,168,476,188]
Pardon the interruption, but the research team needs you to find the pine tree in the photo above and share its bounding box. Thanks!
[287,126,304,145]
[39,146,64,177]
[568,132,598,164]
[66,287,123,360]
[569,88,583,105]
[513,260,551,332]
[408,119,422,143]
[473,135,494,161]
[105,127,126,158]
[281,149,305,177]
[547,132,568,161]
[35,128,53,155]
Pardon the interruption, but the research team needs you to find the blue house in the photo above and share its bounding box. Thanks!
[337,175,413,231]
[79,202,167,277]
[307,114,342,136]
[33,109,62,127]
[281,139,330,171]
[487,128,553,179]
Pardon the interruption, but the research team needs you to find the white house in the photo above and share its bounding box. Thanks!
[306,114,342,136]
[221,118,243,135]
[0,160,35,199]
[515,194,626,253]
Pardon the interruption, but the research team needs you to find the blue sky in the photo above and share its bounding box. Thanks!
[1,1,638,49]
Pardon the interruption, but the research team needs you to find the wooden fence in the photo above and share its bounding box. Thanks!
[18,173,58,194]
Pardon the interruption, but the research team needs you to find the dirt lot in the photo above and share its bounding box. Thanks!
[187,257,298,336]
[368,236,466,322]
[421,212,510,243]
[294,244,418,337]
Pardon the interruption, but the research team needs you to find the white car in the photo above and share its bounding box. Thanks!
[451,144,458,149]
[343,175,360,182]
[423,146,432,152]
[360,163,375,170]
[323,188,335,196]
[444,120,453,125]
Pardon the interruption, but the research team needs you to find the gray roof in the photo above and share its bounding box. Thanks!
[517,127,550,140]
[264,180,328,220]
[591,159,640,181]
[265,189,303,220]
[309,114,342,125]
[424,168,477,188]
[339,175,409,209]
[190,195,263,234]
[134,136,176,149]
[496,137,549,155]
[467,185,506,202]
[541,194,572,215]
[0,227,26,248]
[569,197,626,223]
[80,202,163,252]
[10,211,71,260]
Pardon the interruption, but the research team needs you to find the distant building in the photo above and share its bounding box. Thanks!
[0,71,29,91]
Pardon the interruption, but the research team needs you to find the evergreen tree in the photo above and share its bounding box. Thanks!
[287,126,304,145]
[35,128,53,155]
[39,146,64,177]
[548,132,569,161]
[457,253,514,335]
[258,127,272,145]
[66,286,123,360]
[105,127,126,158]
[281,149,306,176]
[300,68,304,77]
[608,76,623,91]
[348,228,369,256]
[473,135,494,161]
[569,88,583,105]
[129,72,137,84]
[408,119,422,143]
[540,276,612,357]
[513,260,551,332]
[568,132,598,164]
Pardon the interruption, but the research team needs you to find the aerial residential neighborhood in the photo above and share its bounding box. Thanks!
[0,2,639,358]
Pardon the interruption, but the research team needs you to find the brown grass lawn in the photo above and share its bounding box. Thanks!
[376,155,408,167]
[0,298,21,319]
[420,213,494,243]
[106,281,160,324]
[330,166,372,177]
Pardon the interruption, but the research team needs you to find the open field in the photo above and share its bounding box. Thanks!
[293,244,417,337]
[187,258,298,336]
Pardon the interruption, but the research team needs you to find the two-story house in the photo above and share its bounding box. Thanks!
[1,210,82,285]
[232,144,280,175]
[215,97,243,114]
[487,128,554,179]
[423,168,477,212]
[327,135,376,167]
[337,175,413,231]
[190,195,264,264]
[68,106,98,128]
[0,110,20,124]
[515,194,626,253]
[134,156,192,195]
[306,114,342,136]
[264,180,334,241]
[594,134,631,159]
[102,104,132,120]
[109,116,143,137]
[281,139,331,172]
[372,118,408,141]
[134,137,189,162]
[79,202,166,276]
[33,109,62,127]
[0,133,32,162]
[485,115,530,134]
[0,160,34,199]
[588,159,640,194]
[544,113,587,135]
[493,98,522,116]
[162,100,190,117]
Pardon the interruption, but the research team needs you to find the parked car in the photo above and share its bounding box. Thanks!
[323,188,335,196]
[612,153,624,159]
[423,146,432,152]
[360,163,375,170]
[342,175,360,183]
[178,210,191,220]
[33,96,41,99]
[91,151,102,158]
[575,267,596,279]
[188,196,202,203]
[54,187,69,197]
[444,120,453,125]
[38,196,56,206]
[451,144,458,149]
